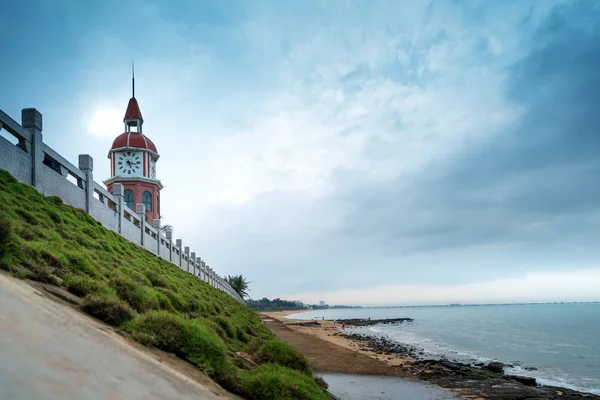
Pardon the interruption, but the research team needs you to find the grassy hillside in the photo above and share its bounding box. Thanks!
[0,169,328,400]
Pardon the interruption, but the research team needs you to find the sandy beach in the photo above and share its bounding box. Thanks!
[262,312,411,377]
[263,310,416,370]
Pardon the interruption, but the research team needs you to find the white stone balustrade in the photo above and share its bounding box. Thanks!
[0,107,244,303]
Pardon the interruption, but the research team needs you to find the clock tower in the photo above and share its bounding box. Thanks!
[104,73,163,221]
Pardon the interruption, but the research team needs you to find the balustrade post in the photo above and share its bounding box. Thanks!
[190,252,196,276]
[166,228,173,262]
[184,247,190,273]
[136,204,146,247]
[196,257,202,279]
[78,155,94,214]
[176,239,183,268]
[152,219,161,256]
[22,108,43,189]
[112,183,124,234]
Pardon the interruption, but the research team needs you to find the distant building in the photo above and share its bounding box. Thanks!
[319,300,326,306]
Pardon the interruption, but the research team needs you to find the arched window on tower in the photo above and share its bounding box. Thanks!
[143,191,152,211]
[124,190,134,210]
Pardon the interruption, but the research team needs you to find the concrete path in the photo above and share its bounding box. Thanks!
[0,273,224,400]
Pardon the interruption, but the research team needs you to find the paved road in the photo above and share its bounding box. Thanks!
[0,273,224,400]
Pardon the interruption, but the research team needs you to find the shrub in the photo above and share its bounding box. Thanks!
[125,311,229,377]
[255,340,312,376]
[120,268,152,286]
[39,247,68,269]
[239,364,329,400]
[17,226,38,241]
[0,170,18,184]
[126,311,187,352]
[154,291,176,312]
[146,270,169,288]
[0,210,11,250]
[47,196,64,206]
[156,287,187,312]
[64,251,97,276]
[215,315,237,340]
[314,376,329,390]
[82,294,136,326]
[0,254,11,271]
[183,319,230,377]
[236,326,250,343]
[111,275,160,312]
[199,318,228,341]
[14,207,39,225]
[0,211,13,271]
[64,275,112,297]
[47,209,63,224]
[248,337,266,354]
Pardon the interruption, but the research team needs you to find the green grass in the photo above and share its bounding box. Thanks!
[82,293,136,326]
[239,364,330,400]
[255,340,312,376]
[0,169,329,399]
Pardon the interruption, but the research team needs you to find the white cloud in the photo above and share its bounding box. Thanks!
[36,0,593,302]
[87,106,124,139]
[278,268,600,306]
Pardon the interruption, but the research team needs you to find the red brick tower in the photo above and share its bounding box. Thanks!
[104,72,163,221]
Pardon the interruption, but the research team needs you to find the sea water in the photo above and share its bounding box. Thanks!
[287,303,600,395]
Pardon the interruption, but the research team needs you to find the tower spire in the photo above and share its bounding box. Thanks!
[124,61,143,128]
[132,60,135,98]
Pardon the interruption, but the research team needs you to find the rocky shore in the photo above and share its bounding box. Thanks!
[336,318,414,326]
[340,330,600,399]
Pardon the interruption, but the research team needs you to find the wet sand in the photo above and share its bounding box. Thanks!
[262,311,416,372]
[262,315,411,376]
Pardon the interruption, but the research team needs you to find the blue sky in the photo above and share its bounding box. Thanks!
[2,0,600,305]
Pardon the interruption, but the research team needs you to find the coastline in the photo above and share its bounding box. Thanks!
[261,309,312,321]
[261,312,412,377]
[260,312,457,400]
[261,311,600,400]
[266,312,416,369]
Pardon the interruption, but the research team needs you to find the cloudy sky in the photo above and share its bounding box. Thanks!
[2,0,600,305]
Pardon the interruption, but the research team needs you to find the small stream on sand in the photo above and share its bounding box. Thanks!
[318,373,458,400]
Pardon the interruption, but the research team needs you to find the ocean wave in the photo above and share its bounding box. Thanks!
[572,353,592,358]
[292,306,600,395]
[506,366,600,395]
[355,324,600,395]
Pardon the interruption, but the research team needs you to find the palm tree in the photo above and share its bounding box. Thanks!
[160,224,173,233]
[226,275,251,298]
[158,215,172,233]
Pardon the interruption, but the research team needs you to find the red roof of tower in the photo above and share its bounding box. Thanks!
[111,132,157,153]
[124,97,143,122]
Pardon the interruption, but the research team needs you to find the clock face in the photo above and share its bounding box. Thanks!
[150,160,156,179]
[116,151,142,176]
